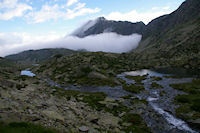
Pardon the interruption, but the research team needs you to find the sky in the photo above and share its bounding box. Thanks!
[0,0,185,56]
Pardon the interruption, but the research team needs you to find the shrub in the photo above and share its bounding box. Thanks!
[0,122,57,133]
[123,84,145,93]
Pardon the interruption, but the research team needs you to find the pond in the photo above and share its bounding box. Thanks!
[21,70,36,77]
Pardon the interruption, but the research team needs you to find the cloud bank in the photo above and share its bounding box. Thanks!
[0,33,142,57]
[105,9,173,24]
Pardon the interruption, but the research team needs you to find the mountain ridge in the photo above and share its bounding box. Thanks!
[5,48,77,64]
[71,17,145,38]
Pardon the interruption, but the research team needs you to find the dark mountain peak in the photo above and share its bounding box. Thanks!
[71,17,145,38]
[96,17,106,21]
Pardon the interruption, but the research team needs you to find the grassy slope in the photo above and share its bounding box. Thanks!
[5,48,77,64]
[170,79,200,130]
[131,18,200,70]
[35,52,136,86]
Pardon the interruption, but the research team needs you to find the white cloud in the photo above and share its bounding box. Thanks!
[26,4,62,23]
[0,0,32,20]
[0,32,141,57]
[0,0,18,8]
[27,2,100,23]
[163,6,170,10]
[105,9,172,24]
[152,6,170,10]
[67,0,78,7]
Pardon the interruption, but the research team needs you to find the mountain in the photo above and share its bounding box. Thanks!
[143,0,200,39]
[0,57,18,68]
[5,48,77,64]
[71,17,145,38]
[132,0,200,70]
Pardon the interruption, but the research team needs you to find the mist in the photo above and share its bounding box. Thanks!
[0,33,142,57]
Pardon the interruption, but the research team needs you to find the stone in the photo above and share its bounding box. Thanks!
[79,126,89,132]
[42,110,64,121]
[189,118,200,124]
[104,97,116,102]
[88,71,108,80]
[106,102,118,110]
[98,113,120,127]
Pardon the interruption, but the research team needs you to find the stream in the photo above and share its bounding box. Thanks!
[22,69,199,133]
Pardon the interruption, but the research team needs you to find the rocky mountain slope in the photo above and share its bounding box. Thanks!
[34,52,136,86]
[69,0,200,71]
[0,56,151,133]
[132,0,200,71]
[5,48,76,64]
[71,17,145,38]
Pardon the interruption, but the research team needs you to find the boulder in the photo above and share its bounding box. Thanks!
[42,110,64,121]
[98,113,120,127]
[88,71,108,80]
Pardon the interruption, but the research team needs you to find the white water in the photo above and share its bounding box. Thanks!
[148,97,197,133]
[125,69,165,77]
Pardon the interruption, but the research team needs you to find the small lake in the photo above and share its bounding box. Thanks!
[21,70,36,77]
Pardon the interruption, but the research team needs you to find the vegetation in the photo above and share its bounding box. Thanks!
[121,113,151,133]
[5,48,76,64]
[150,76,162,81]
[123,84,145,93]
[151,82,163,89]
[125,75,147,82]
[0,122,58,133]
[170,79,200,129]
[170,79,200,94]
[36,52,137,86]
[130,98,148,105]
[164,75,185,79]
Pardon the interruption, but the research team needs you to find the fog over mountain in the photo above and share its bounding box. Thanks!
[0,32,142,57]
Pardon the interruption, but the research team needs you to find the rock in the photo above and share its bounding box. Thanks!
[188,118,200,124]
[88,71,108,80]
[104,97,115,102]
[122,122,132,127]
[63,106,69,110]
[98,101,107,105]
[70,96,77,102]
[79,126,89,132]
[28,109,33,114]
[98,113,120,127]
[119,112,126,117]
[42,110,64,121]
[106,102,118,110]
[88,128,100,133]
